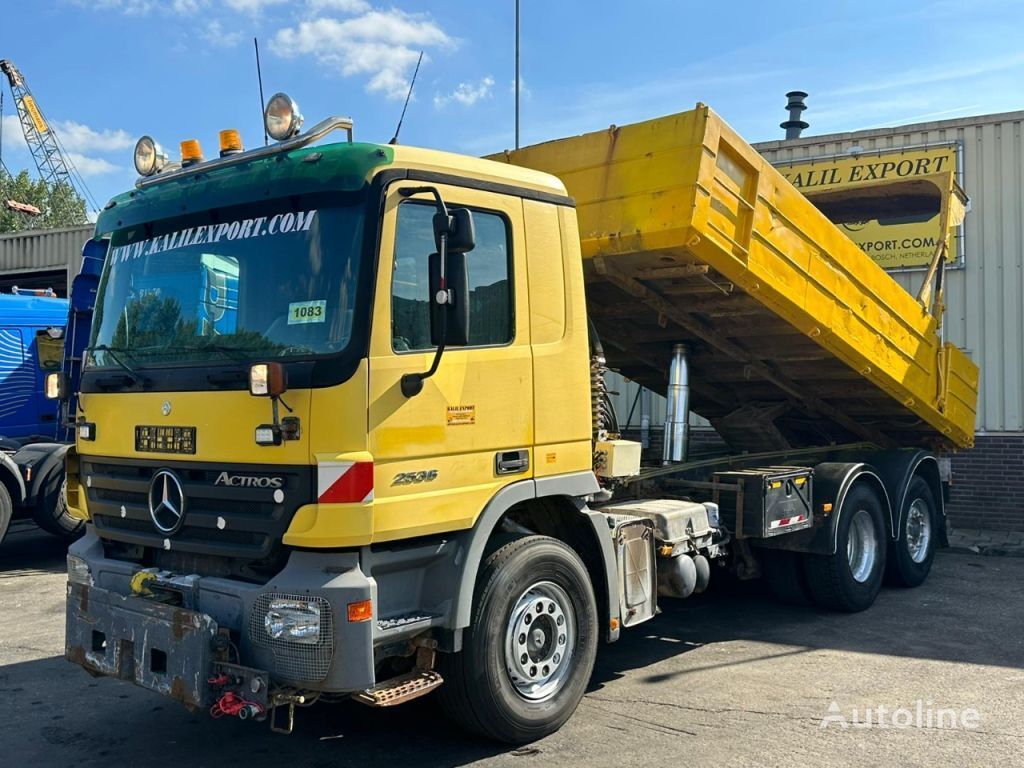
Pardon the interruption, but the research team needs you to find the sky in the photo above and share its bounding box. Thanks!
[1,0,1022,216]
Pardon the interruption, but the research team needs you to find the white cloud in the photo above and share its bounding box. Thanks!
[73,0,155,14]
[224,0,287,12]
[307,0,370,12]
[271,10,453,100]
[66,153,121,176]
[202,19,243,47]
[51,121,135,154]
[434,76,495,109]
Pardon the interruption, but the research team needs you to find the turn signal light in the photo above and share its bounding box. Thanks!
[180,139,204,166]
[347,600,373,622]
[219,129,243,156]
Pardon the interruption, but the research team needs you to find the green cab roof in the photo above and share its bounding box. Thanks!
[95,141,394,235]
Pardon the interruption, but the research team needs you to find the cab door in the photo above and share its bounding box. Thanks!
[367,181,533,542]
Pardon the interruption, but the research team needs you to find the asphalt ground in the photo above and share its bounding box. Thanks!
[2,522,1022,768]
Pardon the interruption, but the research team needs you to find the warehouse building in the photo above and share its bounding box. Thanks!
[0,224,92,296]
[612,107,1024,532]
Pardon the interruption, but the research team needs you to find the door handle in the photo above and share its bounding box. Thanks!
[495,450,530,475]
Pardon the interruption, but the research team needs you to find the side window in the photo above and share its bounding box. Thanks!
[391,201,513,351]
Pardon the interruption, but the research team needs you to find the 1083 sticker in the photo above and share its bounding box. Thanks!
[288,300,326,324]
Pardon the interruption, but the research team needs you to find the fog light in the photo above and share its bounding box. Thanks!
[67,555,92,586]
[264,599,321,644]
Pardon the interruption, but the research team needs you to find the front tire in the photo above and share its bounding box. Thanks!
[437,535,598,744]
[32,473,83,541]
[886,476,937,588]
[803,483,886,612]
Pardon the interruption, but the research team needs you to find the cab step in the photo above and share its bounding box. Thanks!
[352,670,443,708]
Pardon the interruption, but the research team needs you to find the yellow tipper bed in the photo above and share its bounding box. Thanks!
[489,105,978,452]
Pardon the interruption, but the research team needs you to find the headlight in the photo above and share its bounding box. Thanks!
[265,599,321,644]
[134,135,168,176]
[264,92,304,141]
[67,555,92,586]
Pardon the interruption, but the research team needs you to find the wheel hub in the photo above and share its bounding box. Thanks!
[905,498,932,564]
[505,581,575,702]
[846,508,878,583]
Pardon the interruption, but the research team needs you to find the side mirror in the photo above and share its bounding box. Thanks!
[433,208,475,254]
[45,372,70,402]
[429,251,470,347]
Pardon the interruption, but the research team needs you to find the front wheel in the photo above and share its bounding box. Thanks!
[436,535,598,744]
[32,474,83,541]
[886,476,938,588]
[803,483,887,612]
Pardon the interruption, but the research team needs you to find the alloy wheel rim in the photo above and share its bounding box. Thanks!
[846,508,878,583]
[906,498,932,564]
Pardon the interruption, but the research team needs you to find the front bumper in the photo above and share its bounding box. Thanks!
[65,529,377,705]
[66,582,219,708]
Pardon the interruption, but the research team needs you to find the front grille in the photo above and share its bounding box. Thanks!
[82,456,314,578]
[249,593,334,682]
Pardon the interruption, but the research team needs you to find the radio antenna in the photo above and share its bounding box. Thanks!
[254,37,268,146]
[390,51,423,145]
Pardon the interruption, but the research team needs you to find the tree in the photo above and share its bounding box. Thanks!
[0,169,88,233]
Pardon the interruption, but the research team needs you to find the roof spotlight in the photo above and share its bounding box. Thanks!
[264,92,304,142]
[134,135,168,177]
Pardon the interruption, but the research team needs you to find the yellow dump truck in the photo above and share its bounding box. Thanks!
[58,96,977,744]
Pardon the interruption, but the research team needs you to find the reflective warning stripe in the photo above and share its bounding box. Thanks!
[769,514,807,529]
[318,461,374,503]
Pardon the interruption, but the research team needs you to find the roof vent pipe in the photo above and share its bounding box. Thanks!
[781,91,809,139]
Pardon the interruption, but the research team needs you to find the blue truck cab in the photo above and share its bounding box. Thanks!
[0,290,69,442]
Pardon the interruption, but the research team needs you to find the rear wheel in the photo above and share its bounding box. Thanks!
[436,535,598,744]
[803,484,886,612]
[886,476,937,588]
[32,472,83,541]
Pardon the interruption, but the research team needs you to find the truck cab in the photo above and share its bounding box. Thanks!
[0,290,67,443]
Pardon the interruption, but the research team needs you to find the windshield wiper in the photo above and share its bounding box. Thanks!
[87,344,150,386]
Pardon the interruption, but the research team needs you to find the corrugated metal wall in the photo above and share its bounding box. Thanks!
[755,111,1024,434]
[0,225,92,291]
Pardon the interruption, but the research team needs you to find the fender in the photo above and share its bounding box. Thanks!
[0,452,27,505]
[13,442,70,506]
[449,470,621,646]
[755,462,892,556]
[852,449,945,545]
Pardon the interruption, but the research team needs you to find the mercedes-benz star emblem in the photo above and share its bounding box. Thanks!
[148,469,187,535]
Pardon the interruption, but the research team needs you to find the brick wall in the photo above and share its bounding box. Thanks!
[946,434,1024,532]
[621,427,1023,532]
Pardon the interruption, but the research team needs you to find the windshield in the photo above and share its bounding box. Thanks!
[90,200,364,368]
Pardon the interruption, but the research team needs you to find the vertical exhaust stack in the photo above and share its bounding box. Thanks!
[662,344,690,465]
[781,91,809,140]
